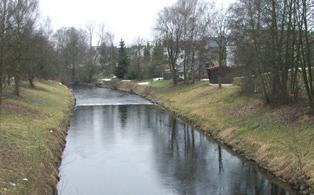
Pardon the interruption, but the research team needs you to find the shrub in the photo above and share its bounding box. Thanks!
[233,76,256,93]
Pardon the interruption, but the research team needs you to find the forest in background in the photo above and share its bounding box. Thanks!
[0,0,313,112]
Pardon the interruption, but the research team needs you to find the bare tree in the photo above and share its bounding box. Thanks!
[179,0,197,83]
[41,16,52,40]
[229,0,314,111]
[298,0,314,112]
[85,23,98,83]
[156,0,213,84]
[53,27,89,84]
[156,3,185,84]
[151,39,166,78]
[11,0,39,95]
[86,23,95,49]
[181,0,212,83]
[0,0,11,104]
[212,7,228,88]
[133,37,145,79]
[98,25,116,77]
[25,30,52,87]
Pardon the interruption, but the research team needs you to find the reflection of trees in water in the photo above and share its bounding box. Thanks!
[118,106,128,128]
[147,107,291,195]
[227,163,291,195]
[70,107,93,140]
[218,145,224,174]
[271,183,288,195]
[148,112,211,195]
[144,106,153,129]
[170,118,179,152]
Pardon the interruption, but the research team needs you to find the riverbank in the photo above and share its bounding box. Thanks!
[0,81,74,194]
[106,80,314,194]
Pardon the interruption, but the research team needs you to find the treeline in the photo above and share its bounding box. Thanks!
[127,40,166,80]
[229,0,314,111]
[121,0,217,83]
[154,0,314,112]
[53,26,116,84]
[0,0,53,103]
[0,0,117,104]
[1,0,313,111]
[109,39,169,80]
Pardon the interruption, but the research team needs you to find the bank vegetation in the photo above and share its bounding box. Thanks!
[0,81,73,194]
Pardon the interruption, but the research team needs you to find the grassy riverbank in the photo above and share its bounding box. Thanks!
[107,80,314,193]
[0,81,73,195]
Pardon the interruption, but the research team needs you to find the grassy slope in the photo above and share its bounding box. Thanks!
[112,80,314,193]
[0,81,73,195]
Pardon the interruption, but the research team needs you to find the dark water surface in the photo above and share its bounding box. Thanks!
[58,87,295,195]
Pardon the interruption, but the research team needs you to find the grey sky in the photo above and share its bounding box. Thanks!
[39,0,235,45]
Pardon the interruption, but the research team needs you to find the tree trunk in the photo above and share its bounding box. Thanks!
[172,71,177,84]
[172,66,177,85]
[218,67,222,88]
[191,50,195,84]
[302,0,314,113]
[183,54,187,84]
[28,76,34,88]
[72,63,76,84]
[7,75,10,86]
[0,52,2,105]
[309,101,314,115]
[0,73,2,105]
[198,62,202,81]
[88,74,92,83]
[0,0,7,104]
[218,48,223,88]
[14,75,20,96]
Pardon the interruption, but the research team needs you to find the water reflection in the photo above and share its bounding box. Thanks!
[117,106,127,128]
[58,87,295,195]
[146,106,292,195]
[218,145,224,174]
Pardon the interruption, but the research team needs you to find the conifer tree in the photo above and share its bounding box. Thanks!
[115,39,129,79]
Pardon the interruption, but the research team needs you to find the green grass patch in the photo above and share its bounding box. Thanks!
[0,81,73,195]
[149,80,172,88]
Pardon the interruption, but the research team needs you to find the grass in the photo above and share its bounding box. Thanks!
[114,80,314,193]
[0,81,73,195]
[148,80,172,88]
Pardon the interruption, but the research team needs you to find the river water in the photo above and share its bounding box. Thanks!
[57,87,295,195]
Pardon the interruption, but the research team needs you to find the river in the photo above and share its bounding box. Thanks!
[57,87,295,195]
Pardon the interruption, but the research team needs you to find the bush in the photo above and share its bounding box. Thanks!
[127,72,137,80]
[233,76,244,87]
[114,66,127,79]
[233,76,256,93]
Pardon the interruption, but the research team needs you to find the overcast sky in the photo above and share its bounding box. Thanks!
[39,0,235,46]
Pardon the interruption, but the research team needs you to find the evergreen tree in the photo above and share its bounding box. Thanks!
[115,39,129,79]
